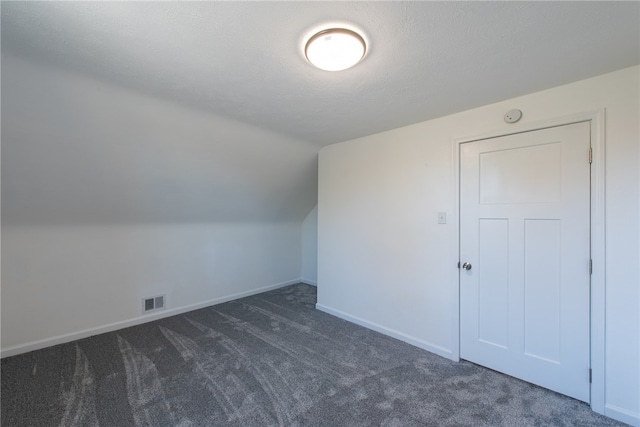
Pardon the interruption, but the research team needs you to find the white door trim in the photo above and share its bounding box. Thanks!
[450,109,606,414]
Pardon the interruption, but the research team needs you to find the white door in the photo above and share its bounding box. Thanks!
[459,122,591,402]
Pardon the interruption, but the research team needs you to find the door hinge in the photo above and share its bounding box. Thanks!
[589,259,593,275]
[589,368,592,383]
[589,147,593,164]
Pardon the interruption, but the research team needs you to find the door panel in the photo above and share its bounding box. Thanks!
[479,142,561,205]
[478,219,509,348]
[460,122,591,402]
[524,219,561,363]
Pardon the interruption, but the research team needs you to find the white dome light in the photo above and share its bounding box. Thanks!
[305,28,366,72]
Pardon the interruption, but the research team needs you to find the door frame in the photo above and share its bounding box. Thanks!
[450,109,605,414]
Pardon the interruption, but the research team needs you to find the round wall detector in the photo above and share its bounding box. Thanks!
[504,109,523,123]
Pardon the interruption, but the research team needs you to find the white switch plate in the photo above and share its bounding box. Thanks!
[437,212,447,224]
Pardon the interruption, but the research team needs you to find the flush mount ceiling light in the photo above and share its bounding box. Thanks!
[305,28,366,71]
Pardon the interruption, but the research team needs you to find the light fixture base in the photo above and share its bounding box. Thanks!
[305,28,366,72]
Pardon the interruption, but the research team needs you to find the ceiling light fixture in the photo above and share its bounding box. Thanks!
[305,28,366,71]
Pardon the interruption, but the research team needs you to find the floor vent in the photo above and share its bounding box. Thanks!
[143,295,166,314]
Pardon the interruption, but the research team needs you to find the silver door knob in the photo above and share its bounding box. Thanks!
[462,262,472,270]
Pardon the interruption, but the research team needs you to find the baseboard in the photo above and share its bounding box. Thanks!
[1,279,299,358]
[300,278,317,286]
[315,303,454,360]
[605,404,640,427]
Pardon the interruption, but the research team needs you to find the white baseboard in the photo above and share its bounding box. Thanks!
[605,404,640,427]
[315,303,454,361]
[1,279,299,358]
[300,278,317,286]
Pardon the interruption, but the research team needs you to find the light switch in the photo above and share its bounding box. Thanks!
[438,212,447,224]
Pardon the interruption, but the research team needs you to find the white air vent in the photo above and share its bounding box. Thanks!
[142,295,166,314]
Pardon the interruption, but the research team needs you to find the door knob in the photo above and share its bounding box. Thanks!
[462,262,472,270]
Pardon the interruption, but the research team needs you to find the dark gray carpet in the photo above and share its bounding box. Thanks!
[1,284,625,426]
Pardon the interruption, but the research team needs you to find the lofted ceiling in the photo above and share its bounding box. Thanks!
[3,1,639,146]
[2,1,639,226]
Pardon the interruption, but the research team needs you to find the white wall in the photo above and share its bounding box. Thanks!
[317,66,639,425]
[301,205,318,285]
[1,223,301,351]
[1,54,318,354]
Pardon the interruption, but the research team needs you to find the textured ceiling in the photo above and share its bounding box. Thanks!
[2,1,639,146]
